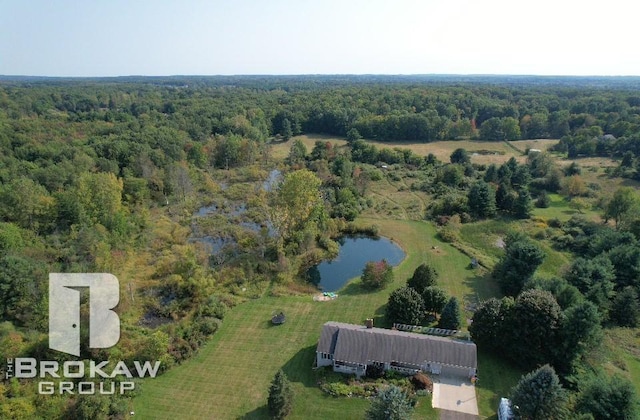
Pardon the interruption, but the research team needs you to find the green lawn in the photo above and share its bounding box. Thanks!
[133,219,512,419]
[475,352,524,419]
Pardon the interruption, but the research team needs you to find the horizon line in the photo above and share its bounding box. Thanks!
[2,73,640,79]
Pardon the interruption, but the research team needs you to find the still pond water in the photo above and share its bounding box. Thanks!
[309,236,405,292]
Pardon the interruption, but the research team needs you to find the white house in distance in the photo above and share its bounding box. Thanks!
[316,321,477,378]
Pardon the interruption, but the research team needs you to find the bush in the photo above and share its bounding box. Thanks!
[366,364,385,379]
[438,225,459,243]
[536,191,551,208]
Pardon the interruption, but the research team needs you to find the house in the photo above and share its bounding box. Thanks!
[316,321,477,378]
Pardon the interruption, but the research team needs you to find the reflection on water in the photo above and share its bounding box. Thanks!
[310,236,405,292]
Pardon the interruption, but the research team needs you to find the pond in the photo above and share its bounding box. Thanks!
[308,236,405,292]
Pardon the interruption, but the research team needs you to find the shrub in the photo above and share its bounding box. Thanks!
[366,364,385,379]
[536,191,551,208]
[438,225,459,243]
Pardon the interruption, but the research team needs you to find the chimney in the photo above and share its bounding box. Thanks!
[365,318,374,329]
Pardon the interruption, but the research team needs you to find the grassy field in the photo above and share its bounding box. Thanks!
[458,218,572,279]
[270,134,348,160]
[270,134,559,166]
[133,219,516,419]
[596,328,640,406]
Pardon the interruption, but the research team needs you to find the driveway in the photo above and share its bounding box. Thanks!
[432,375,479,417]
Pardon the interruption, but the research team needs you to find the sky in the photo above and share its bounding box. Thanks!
[1,0,639,77]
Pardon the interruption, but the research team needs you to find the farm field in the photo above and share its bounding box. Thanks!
[133,219,518,419]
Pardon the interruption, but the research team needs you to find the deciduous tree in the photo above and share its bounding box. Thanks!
[361,260,394,290]
[604,187,640,229]
[510,289,562,369]
[577,375,638,420]
[494,233,545,296]
[406,263,438,294]
[421,286,448,317]
[450,148,470,164]
[386,287,425,325]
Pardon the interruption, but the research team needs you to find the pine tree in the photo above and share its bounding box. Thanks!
[514,188,533,219]
[365,385,414,420]
[610,286,640,327]
[281,118,293,141]
[496,181,513,212]
[438,296,461,330]
[468,180,496,219]
[267,370,293,419]
[511,365,567,420]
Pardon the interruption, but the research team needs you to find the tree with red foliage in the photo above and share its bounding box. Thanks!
[361,259,394,290]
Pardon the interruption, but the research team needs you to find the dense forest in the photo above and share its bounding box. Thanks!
[0,75,639,418]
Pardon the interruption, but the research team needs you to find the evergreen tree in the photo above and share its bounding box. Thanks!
[267,370,293,420]
[484,164,498,183]
[365,385,414,420]
[610,286,640,327]
[438,296,461,330]
[511,365,567,420]
[496,181,513,212]
[450,147,470,164]
[513,188,533,219]
[468,181,497,219]
[386,287,425,325]
[406,263,438,294]
[281,118,293,140]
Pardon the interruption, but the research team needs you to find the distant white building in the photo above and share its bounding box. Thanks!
[528,148,542,155]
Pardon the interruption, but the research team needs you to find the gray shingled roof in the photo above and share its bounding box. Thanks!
[317,322,477,369]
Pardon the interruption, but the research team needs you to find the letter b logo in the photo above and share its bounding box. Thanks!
[49,273,120,356]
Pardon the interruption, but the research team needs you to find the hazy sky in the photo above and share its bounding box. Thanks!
[1,0,638,77]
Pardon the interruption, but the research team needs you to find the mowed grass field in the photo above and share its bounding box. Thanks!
[133,219,517,419]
